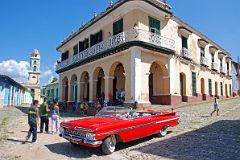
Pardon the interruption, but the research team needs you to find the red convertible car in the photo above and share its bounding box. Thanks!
[60,106,179,154]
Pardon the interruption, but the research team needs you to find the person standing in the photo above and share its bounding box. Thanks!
[121,89,125,102]
[211,97,219,116]
[39,98,50,133]
[51,101,60,134]
[25,100,40,143]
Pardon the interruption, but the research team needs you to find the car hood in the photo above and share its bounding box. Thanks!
[61,116,124,131]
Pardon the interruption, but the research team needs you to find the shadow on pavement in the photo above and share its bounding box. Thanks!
[45,142,103,159]
[6,138,31,144]
[134,120,240,160]
[45,131,173,158]
[15,106,29,114]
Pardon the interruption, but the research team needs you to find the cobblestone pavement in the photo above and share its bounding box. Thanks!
[0,98,240,160]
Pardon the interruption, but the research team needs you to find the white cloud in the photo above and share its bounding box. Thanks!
[0,60,29,83]
[41,69,52,78]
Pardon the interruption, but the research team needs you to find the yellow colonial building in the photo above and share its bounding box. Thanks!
[56,0,232,107]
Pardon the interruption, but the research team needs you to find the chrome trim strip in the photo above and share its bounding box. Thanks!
[63,134,102,145]
[100,117,179,136]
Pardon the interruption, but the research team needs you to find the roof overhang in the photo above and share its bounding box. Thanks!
[56,0,173,52]
[178,26,192,37]
[198,39,209,47]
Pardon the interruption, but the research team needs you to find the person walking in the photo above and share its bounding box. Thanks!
[39,98,50,133]
[51,101,60,134]
[211,97,219,116]
[25,100,40,144]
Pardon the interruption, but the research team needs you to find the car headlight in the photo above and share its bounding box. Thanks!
[59,127,64,134]
[85,133,95,140]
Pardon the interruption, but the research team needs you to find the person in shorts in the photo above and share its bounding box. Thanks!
[211,97,219,116]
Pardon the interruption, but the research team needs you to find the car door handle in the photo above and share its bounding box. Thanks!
[148,118,152,120]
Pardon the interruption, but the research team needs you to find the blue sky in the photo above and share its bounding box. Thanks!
[0,0,239,85]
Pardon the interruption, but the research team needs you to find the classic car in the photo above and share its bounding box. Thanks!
[59,106,179,154]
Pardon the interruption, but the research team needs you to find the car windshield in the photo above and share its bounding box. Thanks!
[96,106,135,119]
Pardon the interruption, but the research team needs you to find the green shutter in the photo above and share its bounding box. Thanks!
[211,53,214,63]
[149,17,160,35]
[200,47,205,57]
[182,36,188,49]
[113,19,123,35]
[73,44,78,55]
[208,79,212,96]
[220,82,223,96]
[192,72,197,96]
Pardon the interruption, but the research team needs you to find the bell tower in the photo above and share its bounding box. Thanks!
[28,49,40,84]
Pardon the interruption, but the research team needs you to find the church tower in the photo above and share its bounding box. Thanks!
[29,49,40,84]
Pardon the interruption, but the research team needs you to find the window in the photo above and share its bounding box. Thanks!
[149,17,160,35]
[208,79,212,96]
[200,47,205,57]
[211,53,214,63]
[33,66,37,72]
[34,60,37,64]
[192,72,197,96]
[220,82,223,96]
[73,44,78,55]
[79,38,89,52]
[113,19,123,35]
[61,51,69,61]
[227,63,230,75]
[220,58,223,67]
[32,76,36,79]
[90,31,103,47]
[181,36,188,49]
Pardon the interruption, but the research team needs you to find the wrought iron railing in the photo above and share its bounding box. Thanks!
[211,62,218,71]
[181,47,192,59]
[56,29,175,71]
[200,56,208,66]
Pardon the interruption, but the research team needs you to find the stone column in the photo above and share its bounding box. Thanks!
[131,47,142,102]
[77,82,81,102]
[59,75,63,102]
[67,81,71,102]
[104,76,114,102]
[168,56,176,95]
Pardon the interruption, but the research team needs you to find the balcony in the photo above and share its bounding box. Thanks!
[56,29,175,72]
[211,62,218,71]
[181,47,192,60]
[220,66,226,74]
[200,56,208,67]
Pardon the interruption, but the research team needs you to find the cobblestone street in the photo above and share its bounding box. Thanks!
[0,98,240,160]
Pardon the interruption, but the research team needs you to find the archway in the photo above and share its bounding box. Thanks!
[70,74,77,102]
[215,82,218,96]
[109,62,126,102]
[149,62,169,104]
[201,78,205,95]
[93,67,105,101]
[180,73,186,101]
[80,71,89,101]
[62,77,68,101]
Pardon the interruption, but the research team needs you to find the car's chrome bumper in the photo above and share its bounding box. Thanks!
[61,133,102,145]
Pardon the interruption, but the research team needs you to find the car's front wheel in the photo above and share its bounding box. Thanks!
[157,126,168,137]
[102,135,116,155]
